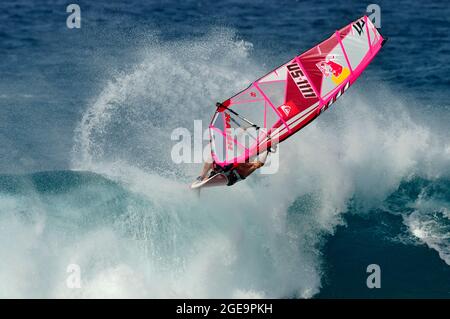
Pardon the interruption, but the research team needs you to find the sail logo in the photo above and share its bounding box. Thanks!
[224,112,234,151]
[280,105,291,116]
[316,55,350,85]
[286,62,317,99]
[353,19,366,36]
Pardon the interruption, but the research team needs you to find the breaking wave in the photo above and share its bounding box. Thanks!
[1,30,449,298]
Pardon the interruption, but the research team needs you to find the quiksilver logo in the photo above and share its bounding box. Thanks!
[281,105,291,116]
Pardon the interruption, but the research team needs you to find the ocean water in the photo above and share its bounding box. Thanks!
[0,0,449,298]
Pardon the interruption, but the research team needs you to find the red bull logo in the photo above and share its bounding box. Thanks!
[316,55,350,85]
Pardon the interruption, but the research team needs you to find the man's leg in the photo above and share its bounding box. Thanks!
[198,146,214,180]
[256,150,270,165]
[199,161,213,180]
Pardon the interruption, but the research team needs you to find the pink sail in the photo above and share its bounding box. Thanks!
[210,16,386,167]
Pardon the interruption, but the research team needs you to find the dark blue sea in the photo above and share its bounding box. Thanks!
[0,0,449,298]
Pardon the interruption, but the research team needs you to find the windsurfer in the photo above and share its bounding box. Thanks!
[196,145,275,186]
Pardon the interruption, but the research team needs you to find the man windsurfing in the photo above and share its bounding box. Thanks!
[196,146,274,187]
[190,16,386,189]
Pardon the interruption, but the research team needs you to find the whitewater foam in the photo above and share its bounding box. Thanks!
[403,190,450,266]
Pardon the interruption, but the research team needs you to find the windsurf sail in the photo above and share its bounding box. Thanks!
[209,16,386,167]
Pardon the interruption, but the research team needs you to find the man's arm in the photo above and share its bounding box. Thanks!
[248,150,269,171]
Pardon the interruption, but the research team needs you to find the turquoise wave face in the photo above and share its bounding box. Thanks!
[0,170,325,298]
[0,171,449,298]
[318,177,450,298]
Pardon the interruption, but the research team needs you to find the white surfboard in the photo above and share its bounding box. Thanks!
[190,173,228,189]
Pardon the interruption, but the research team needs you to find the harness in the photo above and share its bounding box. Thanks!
[211,163,245,186]
[226,169,245,186]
